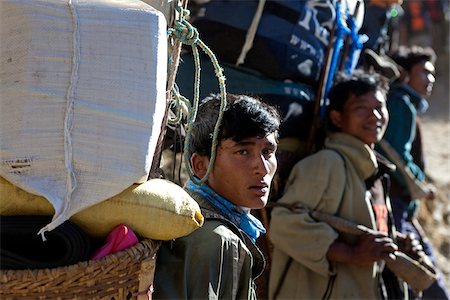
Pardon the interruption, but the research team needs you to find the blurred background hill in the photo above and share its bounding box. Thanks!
[403,0,450,290]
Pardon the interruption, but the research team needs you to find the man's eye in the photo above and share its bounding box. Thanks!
[236,149,248,155]
[262,148,275,156]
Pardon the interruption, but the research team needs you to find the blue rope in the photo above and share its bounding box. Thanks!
[168,84,190,125]
[320,1,350,118]
[344,14,368,75]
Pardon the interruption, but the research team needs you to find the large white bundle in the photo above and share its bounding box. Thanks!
[142,0,175,24]
[0,0,167,235]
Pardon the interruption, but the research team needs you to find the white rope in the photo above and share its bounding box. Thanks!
[38,0,80,239]
[236,0,266,66]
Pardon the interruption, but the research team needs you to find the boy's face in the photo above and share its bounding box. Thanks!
[407,60,436,97]
[198,133,278,209]
[330,89,388,145]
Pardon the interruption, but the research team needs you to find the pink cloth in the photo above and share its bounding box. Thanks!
[91,224,139,260]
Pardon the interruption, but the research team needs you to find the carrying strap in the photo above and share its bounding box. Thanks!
[236,0,266,66]
[327,148,347,216]
[378,139,429,200]
[327,148,347,169]
[272,257,292,299]
[236,0,305,66]
[322,273,337,300]
[272,255,336,300]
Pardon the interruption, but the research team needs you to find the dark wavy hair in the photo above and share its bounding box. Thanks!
[326,70,388,132]
[389,45,436,72]
[188,94,281,157]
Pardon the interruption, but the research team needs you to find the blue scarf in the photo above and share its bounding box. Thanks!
[185,179,266,243]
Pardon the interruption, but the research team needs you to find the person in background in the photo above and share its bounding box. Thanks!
[269,71,399,299]
[153,94,281,299]
[379,45,450,299]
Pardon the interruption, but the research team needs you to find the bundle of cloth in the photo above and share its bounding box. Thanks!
[0,215,91,270]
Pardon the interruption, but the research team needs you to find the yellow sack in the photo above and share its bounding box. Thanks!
[0,177,204,241]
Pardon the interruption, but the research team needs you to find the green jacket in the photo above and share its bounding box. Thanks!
[153,190,265,299]
[269,133,381,299]
[377,81,427,198]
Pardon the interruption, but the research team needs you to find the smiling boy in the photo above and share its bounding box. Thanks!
[269,71,398,299]
[153,94,280,299]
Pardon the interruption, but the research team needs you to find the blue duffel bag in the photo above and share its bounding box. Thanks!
[192,0,336,87]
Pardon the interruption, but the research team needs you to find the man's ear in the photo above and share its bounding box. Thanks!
[400,70,410,83]
[329,110,342,129]
[190,153,209,179]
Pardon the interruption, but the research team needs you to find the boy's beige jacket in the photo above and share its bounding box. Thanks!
[269,133,381,299]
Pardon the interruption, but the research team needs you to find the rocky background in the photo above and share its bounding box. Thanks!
[419,48,450,290]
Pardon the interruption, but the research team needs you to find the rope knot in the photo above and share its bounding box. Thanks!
[169,20,199,45]
[166,2,227,185]
[168,8,199,46]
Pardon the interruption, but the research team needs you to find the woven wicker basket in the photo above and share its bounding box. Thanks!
[0,239,161,300]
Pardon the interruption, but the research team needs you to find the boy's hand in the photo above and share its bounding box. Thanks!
[352,232,398,267]
[397,232,423,259]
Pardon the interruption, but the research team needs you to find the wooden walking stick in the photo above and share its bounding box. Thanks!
[270,202,439,293]
[305,22,337,155]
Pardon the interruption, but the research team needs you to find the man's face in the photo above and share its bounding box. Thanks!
[331,90,388,146]
[206,133,278,209]
[408,60,436,97]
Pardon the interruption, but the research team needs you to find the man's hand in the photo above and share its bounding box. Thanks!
[397,232,424,259]
[352,232,398,267]
[327,232,398,267]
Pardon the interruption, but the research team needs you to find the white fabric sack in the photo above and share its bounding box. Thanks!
[0,0,167,235]
[141,0,176,25]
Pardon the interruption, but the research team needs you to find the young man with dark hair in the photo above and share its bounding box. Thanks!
[380,46,436,205]
[269,71,402,299]
[379,45,449,299]
[153,94,281,299]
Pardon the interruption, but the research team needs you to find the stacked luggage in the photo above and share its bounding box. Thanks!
[0,0,203,298]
